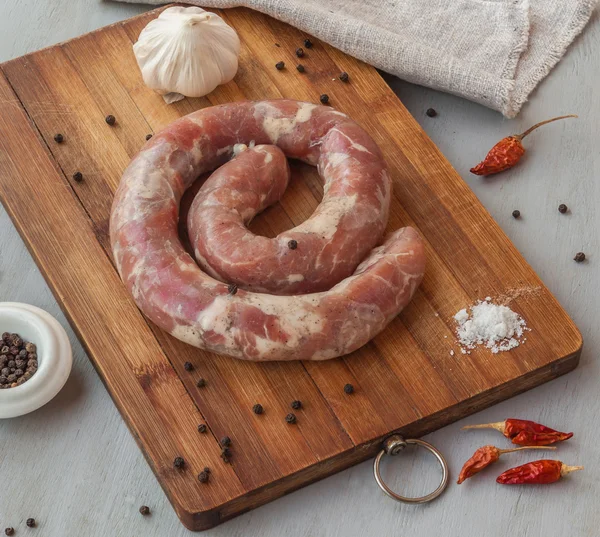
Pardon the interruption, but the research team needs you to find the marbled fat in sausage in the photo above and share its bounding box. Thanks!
[110,100,425,361]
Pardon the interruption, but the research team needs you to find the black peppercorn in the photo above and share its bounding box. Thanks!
[198,471,209,483]
[295,47,305,57]
[1,346,8,354]
[221,447,232,463]
[7,360,15,368]
[426,108,437,117]
[105,114,116,126]
[574,252,586,263]
[184,361,193,371]
[339,72,349,82]
[26,518,36,528]
[173,456,185,469]
[220,436,231,447]
[2,332,10,341]
[558,203,568,214]
[512,210,520,219]
[145,133,153,141]
[25,342,36,353]
[139,505,150,516]
[285,413,297,424]
[12,336,22,347]
[227,283,238,295]
[288,239,298,250]
[296,64,305,73]
[252,403,264,414]
[196,378,206,388]
[5,528,14,536]
[275,61,285,70]
[18,349,27,357]
[53,133,64,143]
[291,400,302,410]
[319,94,329,105]
[204,467,210,473]
[198,423,207,433]
[72,171,83,183]
[343,383,354,394]
[304,39,313,48]
[9,347,18,356]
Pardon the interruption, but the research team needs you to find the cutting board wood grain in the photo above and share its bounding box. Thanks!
[0,6,581,530]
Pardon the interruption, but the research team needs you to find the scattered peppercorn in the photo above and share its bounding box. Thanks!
[26,518,36,528]
[558,203,568,214]
[339,72,349,82]
[173,456,185,469]
[291,400,302,410]
[72,171,83,183]
[221,448,232,463]
[252,403,264,414]
[4,528,14,536]
[285,413,297,424]
[198,424,207,433]
[574,252,586,263]
[204,467,210,473]
[343,383,354,394]
[295,47,305,57]
[296,64,305,73]
[53,133,64,143]
[139,505,150,516]
[198,471,209,483]
[227,283,238,295]
[304,39,313,48]
[275,61,285,70]
[184,361,193,371]
[319,94,330,105]
[220,436,231,447]
[145,133,153,141]
[288,239,298,250]
[105,114,116,126]
[196,378,206,388]
[512,210,521,219]
[426,108,437,117]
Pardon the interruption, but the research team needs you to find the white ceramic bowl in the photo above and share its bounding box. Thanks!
[0,302,72,419]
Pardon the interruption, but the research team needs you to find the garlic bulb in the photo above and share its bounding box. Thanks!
[133,6,241,104]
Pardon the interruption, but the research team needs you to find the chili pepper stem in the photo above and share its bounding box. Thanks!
[461,421,506,433]
[497,446,556,455]
[516,115,577,140]
[561,464,584,477]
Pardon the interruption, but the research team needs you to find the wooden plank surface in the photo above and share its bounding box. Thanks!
[0,6,582,531]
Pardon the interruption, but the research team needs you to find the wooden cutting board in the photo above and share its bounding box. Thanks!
[0,5,582,531]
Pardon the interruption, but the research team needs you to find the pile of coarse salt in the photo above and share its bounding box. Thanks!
[454,297,528,354]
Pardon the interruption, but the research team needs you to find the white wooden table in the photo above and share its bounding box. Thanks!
[1,2,598,535]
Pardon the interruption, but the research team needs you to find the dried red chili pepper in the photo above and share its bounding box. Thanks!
[496,459,583,485]
[470,115,577,176]
[457,445,555,484]
[462,418,573,446]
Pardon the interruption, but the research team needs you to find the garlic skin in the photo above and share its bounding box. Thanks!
[133,6,241,104]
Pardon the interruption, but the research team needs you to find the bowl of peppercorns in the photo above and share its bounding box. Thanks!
[0,303,72,419]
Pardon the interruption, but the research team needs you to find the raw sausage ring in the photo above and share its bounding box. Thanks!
[110,100,425,361]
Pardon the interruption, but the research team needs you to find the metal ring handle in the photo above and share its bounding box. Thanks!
[373,435,449,504]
